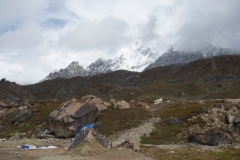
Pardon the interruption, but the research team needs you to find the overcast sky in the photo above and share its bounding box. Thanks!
[1,0,240,84]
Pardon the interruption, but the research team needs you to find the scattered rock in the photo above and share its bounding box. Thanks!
[18,106,27,111]
[92,130,112,149]
[0,138,6,142]
[128,139,140,152]
[47,98,99,138]
[0,101,8,107]
[225,98,240,104]
[198,100,205,105]
[235,124,240,134]
[93,122,102,131]
[10,133,20,141]
[225,112,235,123]
[180,92,185,96]
[154,98,162,104]
[167,117,180,125]
[119,139,140,152]
[234,116,240,124]
[114,100,130,109]
[189,129,233,146]
[130,100,135,103]
[31,129,54,139]
[12,109,32,125]
[136,102,150,109]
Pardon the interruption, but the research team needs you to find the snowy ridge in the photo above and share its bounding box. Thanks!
[40,39,232,82]
[86,40,167,75]
[145,41,232,70]
[41,40,165,82]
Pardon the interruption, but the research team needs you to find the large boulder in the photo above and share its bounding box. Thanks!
[83,95,111,111]
[47,98,99,138]
[92,130,112,149]
[114,100,130,109]
[68,129,110,156]
[68,129,112,151]
[188,129,233,146]
[68,128,91,150]
[12,109,32,125]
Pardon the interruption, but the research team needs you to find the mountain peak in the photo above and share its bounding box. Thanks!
[40,61,86,82]
[68,61,79,67]
[145,41,233,70]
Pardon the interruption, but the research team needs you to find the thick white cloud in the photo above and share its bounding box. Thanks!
[59,16,131,50]
[0,0,239,84]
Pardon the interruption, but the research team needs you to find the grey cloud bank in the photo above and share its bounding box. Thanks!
[0,0,239,84]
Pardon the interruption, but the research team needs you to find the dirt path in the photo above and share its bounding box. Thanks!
[108,118,160,147]
[40,149,153,160]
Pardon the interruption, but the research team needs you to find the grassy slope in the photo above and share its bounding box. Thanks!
[0,101,62,138]
[141,100,224,144]
[96,104,151,135]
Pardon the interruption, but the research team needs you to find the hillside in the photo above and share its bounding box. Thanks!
[22,55,240,103]
[1,54,239,106]
[0,79,36,106]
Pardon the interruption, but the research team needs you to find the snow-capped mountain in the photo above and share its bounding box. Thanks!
[41,61,86,82]
[41,40,166,82]
[145,41,232,70]
[85,40,166,75]
[40,39,233,82]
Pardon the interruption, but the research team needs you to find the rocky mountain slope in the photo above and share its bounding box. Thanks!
[41,61,86,82]
[145,42,232,70]
[0,78,36,106]
[41,40,165,81]
[1,55,240,106]
[25,55,240,102]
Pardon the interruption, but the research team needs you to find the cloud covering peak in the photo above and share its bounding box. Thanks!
[0,0,240,84]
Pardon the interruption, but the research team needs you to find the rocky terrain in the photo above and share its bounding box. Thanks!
[1,98,240,159]
[0,78,36,106]
[1,55,240,159]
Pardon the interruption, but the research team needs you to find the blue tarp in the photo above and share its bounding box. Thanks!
[75,123,94,137]
[20,145,64,150]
